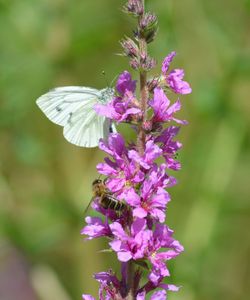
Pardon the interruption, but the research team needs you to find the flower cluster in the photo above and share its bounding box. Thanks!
[95,71,141,123]
[81,1,191,299]
[82,66,190,299]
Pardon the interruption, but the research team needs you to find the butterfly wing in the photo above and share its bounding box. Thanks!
[63,104,110,147]
[36,86,112,147]
[36,86,100,126]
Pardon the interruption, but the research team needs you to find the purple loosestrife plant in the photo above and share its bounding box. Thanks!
[82,1,191,299]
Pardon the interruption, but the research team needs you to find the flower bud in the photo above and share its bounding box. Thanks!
[130,57,140,70]
[140,55,156,71]
[139,12,158,43]
[123,0,144,16]
[147,77,160,93]
[120,37,139,58]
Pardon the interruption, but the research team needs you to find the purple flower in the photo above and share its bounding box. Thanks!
[145,224,184,284]
[128,140,162,170]
[81,216,111,240]
[95,71,141,123]
[162,51,192,95]
[148,163,177,188]
[97,133,144,195]
[137,290,167,300]
[150,290,167,300]
[83,271,121,300]
[109,218,150,262]
[99,133,127,161]
[124,167,171,222]
[83,51,188,298]
[137,284,180,299]
[116,70,137,95]
[82,295,95,300]
[162,51,176,74]
[95,91,141,123]
[149,87,187,124]
[168,69,192,95]
[94,271,120,289]
[155,126,183,170]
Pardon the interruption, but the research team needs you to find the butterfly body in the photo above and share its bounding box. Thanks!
[36,86,115,147]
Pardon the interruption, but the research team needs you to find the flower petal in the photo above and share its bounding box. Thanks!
[162,51,176,74]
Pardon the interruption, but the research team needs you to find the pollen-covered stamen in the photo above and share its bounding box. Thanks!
[125,180,132,188]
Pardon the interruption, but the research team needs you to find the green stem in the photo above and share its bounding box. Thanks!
[126,1,149,299]
[137,1,148,156]
[126,261,135,300]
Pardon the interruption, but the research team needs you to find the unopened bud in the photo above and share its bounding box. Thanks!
[140,12,157,30]
[123,0,143,16]
[120,37,139,58]
[140,55,156,71]
[147,77,160,92]
[130,57,140,70]
[140,50,147,62]
[139,12,158,43]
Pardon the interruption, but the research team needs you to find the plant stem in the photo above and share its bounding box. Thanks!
[126,260,135,300]
[137,0,148,157]
[127,1,149,299]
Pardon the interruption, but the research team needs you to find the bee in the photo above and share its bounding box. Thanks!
[90,179,126,212]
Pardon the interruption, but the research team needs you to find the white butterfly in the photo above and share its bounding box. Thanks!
[36,86,115,148]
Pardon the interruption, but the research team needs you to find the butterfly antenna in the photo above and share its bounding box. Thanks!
[110,74,118,87]
[102,71,118,88]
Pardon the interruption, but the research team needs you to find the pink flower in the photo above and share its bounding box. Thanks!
[83,271,121,300]
[82,295,95,300]
[162,51,192,95]
[145,224,184,284]
[128,140,162,170]
[149,87,187,124]
[83,55,189,298]
[95,71,141,123]
[95,92,141,123]
[125,186,170,223]
[81,216,112,240]
[155,126,183,170]
[137,285,180,299]
[124,164,173,222]
[137,290,166,300]
[97,133,144,195]
[109,218,150,262]
[116,70,137,95]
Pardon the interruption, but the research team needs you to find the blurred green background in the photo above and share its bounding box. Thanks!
[0,0,250,299]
